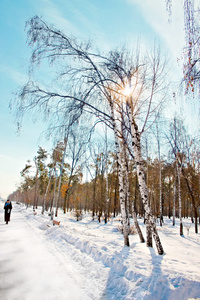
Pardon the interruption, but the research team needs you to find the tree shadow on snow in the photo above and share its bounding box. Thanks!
[99,246,132,300]
[144,247,200,300]
[99,244,200,300]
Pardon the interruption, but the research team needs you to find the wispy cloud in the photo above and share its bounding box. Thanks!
[126,0,185,60]
[39,0,81,36]
[1,65,28,85]
[38,0,112,51]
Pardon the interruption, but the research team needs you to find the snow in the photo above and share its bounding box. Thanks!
[0,200,200,300]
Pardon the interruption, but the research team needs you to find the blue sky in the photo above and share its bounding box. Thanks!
[0,0,186,199]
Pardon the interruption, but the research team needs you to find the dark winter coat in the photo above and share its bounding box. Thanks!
[4,201,12,223]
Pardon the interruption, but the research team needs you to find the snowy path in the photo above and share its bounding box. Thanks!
[0,208,89,300]
[1,201,200,300]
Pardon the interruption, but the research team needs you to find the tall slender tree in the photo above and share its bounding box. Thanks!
[13,16,168,253]
[166,0,200,93]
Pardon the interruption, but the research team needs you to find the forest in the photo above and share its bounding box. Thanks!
[9,0,200,256]
[9,123,200,232]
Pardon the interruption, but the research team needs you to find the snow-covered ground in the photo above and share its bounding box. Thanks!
[0,200,200,300]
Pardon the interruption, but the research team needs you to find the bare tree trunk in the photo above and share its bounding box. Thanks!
[33,157,38,210]
[42,169,53,214]
[144,137,153,242]
[55,136,68,217]
[92,170,97,220]
[63,177,73,213]
[120,120,130,229]
[173,163,176,226]
[63,192,67,214]
[156,121,163,226]
[181,164,198,234]
[159,163,163,226]
[113,171,118,218]
[110,100,129,246]
[177,163,183,235]
[128,106,164,254]
[66,193,71,212]
[104,124,109,224]
[51,167,58,220]
[122,131,145,243]
[168,178,172,219]
[132,204,145,243]
[146,219,153,247]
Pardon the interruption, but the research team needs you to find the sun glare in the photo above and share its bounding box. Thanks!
[123,84,132,96]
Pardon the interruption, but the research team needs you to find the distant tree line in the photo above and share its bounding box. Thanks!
[9,115,200,233]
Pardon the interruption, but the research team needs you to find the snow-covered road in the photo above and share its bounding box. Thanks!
[1,200,200,300]
[0,208,89,300]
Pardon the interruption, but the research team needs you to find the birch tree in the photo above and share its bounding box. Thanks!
[182,0,200,93]
[167,117,199,234]
[166,0,200,93]
[20,161,34,207]
[34,147,48,209]
[106,48,167,254]
[167,117,184,233]
[50,142,64,219]
[121,121,145,243]
[177,153,183,235]
[109,98,130,246]
[13,16,168,253]
[178,135,199,234]
[55,135,68,217]
[104,125,109,224]
[62,125,88,214]
[156,119,164,226]
[13,16,130,247]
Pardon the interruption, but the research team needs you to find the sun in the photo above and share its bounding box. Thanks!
[123,83,132,96]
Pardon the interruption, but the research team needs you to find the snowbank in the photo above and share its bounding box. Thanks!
[1,200,200,299]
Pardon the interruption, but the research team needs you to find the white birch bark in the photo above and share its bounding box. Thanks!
[121,126,145,243]
[104,124,109,224]
[128,105,164,255]
[132,204,145,243]
[120,120,130,227]
[51,167,58,220]
[159,163,162,225]
[55,136,68,217]
[146,218,153,247]
[144,138,152,246]
[173,117,177,226]
[177,162,183,235]
[42,169,53,214]
[125,156,145,243]
[33,157,38,210]
[110,100,130,246]
[156,122,163,226]
[173,164,176,226]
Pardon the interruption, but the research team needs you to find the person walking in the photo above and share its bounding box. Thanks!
[4,199,12,224]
